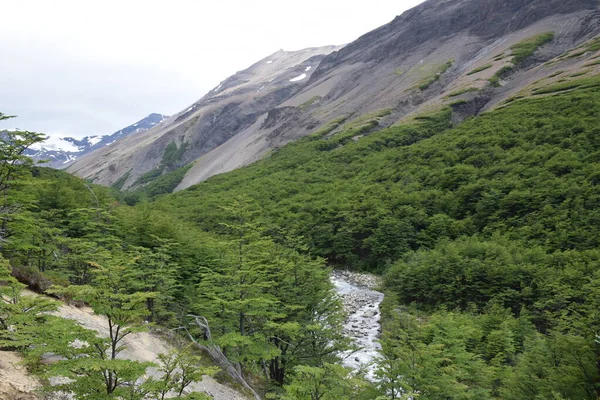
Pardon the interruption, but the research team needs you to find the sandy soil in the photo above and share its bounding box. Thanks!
[0,351,41,400]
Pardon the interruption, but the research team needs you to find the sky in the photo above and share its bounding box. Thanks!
[0,0,424,139]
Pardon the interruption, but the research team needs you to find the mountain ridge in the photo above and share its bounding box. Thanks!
[66,0,600,193]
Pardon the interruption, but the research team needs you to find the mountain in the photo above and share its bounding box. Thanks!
[24,113,168,168]
[66,46,342,188]
[67,0,600,192]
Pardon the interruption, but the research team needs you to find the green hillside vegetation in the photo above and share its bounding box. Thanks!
[0,116,354,398]
[1,72,600,399]
[140,75,600,397]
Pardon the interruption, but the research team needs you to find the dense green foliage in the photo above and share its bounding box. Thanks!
[2,70,600,398]
[139,75,600,397]
[0,120,350,398]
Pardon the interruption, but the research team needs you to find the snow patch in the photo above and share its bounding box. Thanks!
[214,84,223,92]
[305,66,312,71]
[30,135,80,153]
[88,136,102,146]
[266,61,273,64]
[257,85,265,92]
[186,107,194,112]
[62,154,78,164]
[289,73,307,82]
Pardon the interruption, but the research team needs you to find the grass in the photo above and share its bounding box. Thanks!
[531,76,600,95]
[417,59,454,90]
[111,171,131,191]
[569,70,590,78]
[583,37,600,53]
[566,50,587,59]
[311,116,349,137]
[489,66,514,87]
[485,33,555,89]
[449,99,468,107]
[344,109,393,130]
[448,87,478,97]
[584,60,600,67]
[299,96,322,110]
[502,95,525,105]
[510,32,555,65]
[467,64,492,76]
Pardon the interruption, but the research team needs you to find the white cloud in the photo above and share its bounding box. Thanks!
[0,0,425,138]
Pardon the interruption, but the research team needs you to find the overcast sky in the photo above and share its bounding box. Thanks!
[0,0,424,138]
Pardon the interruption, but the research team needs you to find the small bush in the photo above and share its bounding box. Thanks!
[510,32,555,64]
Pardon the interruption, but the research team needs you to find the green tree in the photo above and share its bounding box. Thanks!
[48,262,157,397]
[0,114,45,246]
[144,347,217,399]
[127,237,180,324]
[191,200,348,388]
[281,363,372,400]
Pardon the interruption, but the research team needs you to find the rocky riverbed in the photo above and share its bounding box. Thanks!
[331,270,384,380]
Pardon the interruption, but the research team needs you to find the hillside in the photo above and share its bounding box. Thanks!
[67,0,600,193]
[146,72,600,397]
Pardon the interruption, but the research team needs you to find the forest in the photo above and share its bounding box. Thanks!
[1,75,600,399]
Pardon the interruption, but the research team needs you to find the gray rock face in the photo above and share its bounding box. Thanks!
[67,46,343,189]
[312,0,598,77]
[67,0,600,191]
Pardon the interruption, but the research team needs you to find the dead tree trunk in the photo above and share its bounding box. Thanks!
[181,315,261,400]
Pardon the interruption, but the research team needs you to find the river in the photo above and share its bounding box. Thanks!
[331,270,384,380]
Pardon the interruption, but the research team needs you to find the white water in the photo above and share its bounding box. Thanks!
[331,270,384,380]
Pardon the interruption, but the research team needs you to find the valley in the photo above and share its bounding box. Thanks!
[1,0,600,399]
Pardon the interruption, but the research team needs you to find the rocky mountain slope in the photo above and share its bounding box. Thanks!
[67,0,600,191]
[24,113,168,169]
